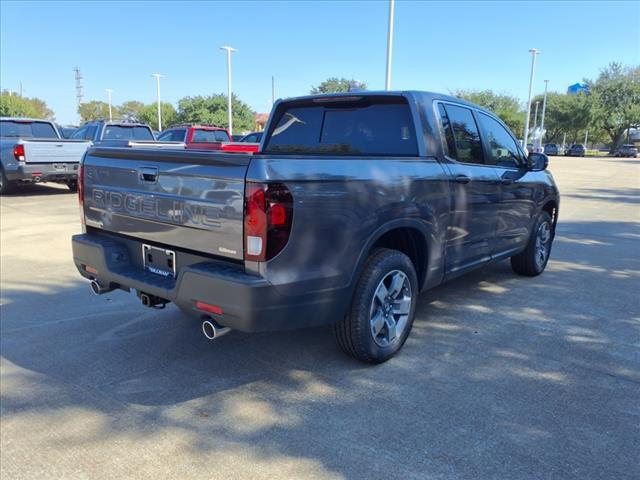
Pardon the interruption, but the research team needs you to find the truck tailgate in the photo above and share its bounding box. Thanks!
[82,147,250,260]
[22,138,90,163]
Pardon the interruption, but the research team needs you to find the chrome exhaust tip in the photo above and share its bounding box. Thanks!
[90,280,114,295]
[202,319,231,340]
[32,176,41,183]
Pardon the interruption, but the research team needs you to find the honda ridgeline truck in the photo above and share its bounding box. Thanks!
[1,117,90,194]
[72,91,559,363]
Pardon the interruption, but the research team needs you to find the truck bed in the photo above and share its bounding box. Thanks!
[82,147,251,260]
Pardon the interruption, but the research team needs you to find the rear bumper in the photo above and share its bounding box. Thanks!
[71,233,351,332]
[5,162,79,182]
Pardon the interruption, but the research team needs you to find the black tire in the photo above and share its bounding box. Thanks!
[511,211,554,276]
[333,248,418,364]
[66,179,78,192]
[0,169,14,195]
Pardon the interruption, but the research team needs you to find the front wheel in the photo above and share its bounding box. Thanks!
[511,211,554,276]
[333,248,418,363]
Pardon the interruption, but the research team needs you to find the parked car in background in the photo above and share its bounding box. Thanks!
[72,120,154,143]
[157,124,259,153]
[231,134,244,141]
[1,117,90,194]
[526,143,534,154]
[72,90,559,363]
[58,126,78,139]
[543,143,559,156]
[240,131,263,143]
[565,144,586,157]
[614,144,638,158]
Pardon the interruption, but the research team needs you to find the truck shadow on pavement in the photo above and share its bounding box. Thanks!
[2,183,74,197]
[1,221,639,479]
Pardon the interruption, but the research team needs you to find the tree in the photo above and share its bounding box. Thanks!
[138,102,177,130]
[78,101,112,122]
[310,77,367,94]
[588,62,640,149]
[176,94,255,132]
[529,92,591,144]
[454,90,524,137]
[119,100,145,122]
[0,91,54,119]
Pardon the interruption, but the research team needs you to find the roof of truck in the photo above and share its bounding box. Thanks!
[276,90,489,114]
[1,117,55,122]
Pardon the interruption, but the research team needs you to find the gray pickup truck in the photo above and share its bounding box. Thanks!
[70,120,184,149]
[1,117,90,194]
[72,91,559,363]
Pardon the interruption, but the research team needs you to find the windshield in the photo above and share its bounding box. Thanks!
[0,120,59,138]
[263,97,418,156]
[102,125,154,140]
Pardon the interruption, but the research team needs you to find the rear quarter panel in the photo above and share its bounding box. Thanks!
[246,156,450,296]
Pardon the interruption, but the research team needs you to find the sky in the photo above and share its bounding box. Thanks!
[1,0,639,125]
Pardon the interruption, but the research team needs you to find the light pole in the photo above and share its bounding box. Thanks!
[539,79,549,149]
[105,89,113,121]
[523,48,540,149]
[271,75,275,106]
[152,74,164,131]
[533,101,540,145]
[220,46,237,136]
[385,0,395,90]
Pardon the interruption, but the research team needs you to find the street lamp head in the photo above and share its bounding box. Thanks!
[529,48,540,55]
[151,73,164,78]
[220,46,237,53]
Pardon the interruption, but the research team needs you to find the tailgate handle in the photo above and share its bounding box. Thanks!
[138,166,158,183]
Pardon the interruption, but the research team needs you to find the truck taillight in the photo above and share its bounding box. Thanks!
[13,144,25,161]
[244,183,293,262]
[78,164,85,230]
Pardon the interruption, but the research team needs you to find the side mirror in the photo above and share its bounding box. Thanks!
[527,152,549,171]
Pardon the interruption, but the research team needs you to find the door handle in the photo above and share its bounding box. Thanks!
[454,175,471,184]
[138,166,158,183]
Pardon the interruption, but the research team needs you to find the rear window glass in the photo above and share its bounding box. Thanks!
[263,98,418,156]
[102,125,154,140]
[0,120,58,138]
[192,129,230,143]
[158,129,187,142]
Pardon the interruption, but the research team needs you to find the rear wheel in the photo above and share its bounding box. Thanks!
[0,169,14,195]
[511,211,554,276]
[66,179,78,192]
[333,248,418,363]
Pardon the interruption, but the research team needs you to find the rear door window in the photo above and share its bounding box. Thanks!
[440,104,484,165]
[263,97,418,156]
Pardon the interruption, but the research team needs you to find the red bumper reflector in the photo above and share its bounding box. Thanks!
[195,301,223,315]
[84,265,98,275]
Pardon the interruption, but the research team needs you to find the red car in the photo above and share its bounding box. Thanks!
[157,124,259,153]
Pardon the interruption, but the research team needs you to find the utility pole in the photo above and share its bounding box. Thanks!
[539,79,549,149]
[105,89,113,121]
[271,76,275,106]
[19,82,23,97]
[73,67,84,123]
[523,48,540,149]
[561,133,566,153]
[220,46,237,136]
[385,0,395,90]
[152,73,164,131]
[584,130,589,149]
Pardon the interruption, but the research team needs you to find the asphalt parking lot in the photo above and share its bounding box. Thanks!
[1,155,639,480]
